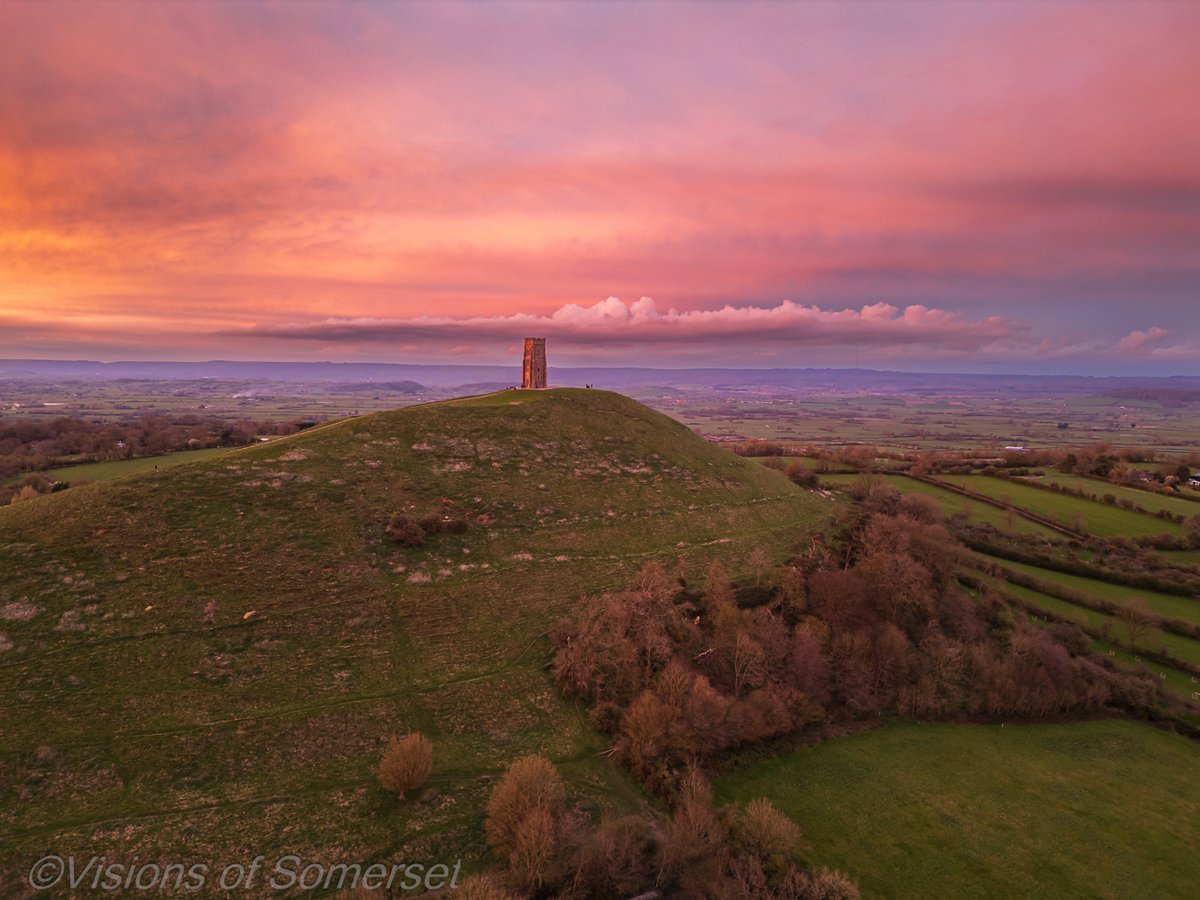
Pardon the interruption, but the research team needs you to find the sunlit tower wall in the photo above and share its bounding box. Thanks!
[521,337,547,389]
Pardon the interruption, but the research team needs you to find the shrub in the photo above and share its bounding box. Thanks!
[897,492,943,524]
[785,461,820,488]
[484,755,565,858]
[791,866,862,900]
[586,700,622,734]
[450,875,523,900]
[1185,514,1200,550]
[385,513,425,547]
[733,797,802,879]
[377,732,433,798]
[572,815,658,898]
[9,484,39,504]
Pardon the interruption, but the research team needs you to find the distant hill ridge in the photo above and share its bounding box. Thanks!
[4,358,1200,393]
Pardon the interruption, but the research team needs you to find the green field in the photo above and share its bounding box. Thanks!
[0,389,829,881]
[1010,599,1199,704]
[1089,640,1200,703]
[935,474,1181,537]
[34,446,238,485]
[1165,549,1200,569]
[986,554,1200,627]
[753,454,828,469]
[715,720,1200,899]
[1021,472,1200,517]
[977,569,1200,667]
[819,473,1062,538]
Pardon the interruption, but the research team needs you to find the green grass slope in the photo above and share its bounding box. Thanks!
[0,389,828,880]
[716,720,1200,899]
[934,474,1181,537]
[29,445,236,486]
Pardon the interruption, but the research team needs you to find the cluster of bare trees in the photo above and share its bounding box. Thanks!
[371,729,854,898]
[459,755,858,900]
[554,507,1120,797]
[0,415,288,477]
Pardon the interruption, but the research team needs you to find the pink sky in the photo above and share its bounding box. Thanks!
[1,0,1197,371]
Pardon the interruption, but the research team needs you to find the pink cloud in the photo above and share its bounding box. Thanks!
[1118,327,1171,354]
[0,2,1196,370]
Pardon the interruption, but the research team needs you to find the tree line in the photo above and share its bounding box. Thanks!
[0,414,310,504]
[376,737,858,899]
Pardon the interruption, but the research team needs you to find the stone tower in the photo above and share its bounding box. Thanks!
[521,337,547,389]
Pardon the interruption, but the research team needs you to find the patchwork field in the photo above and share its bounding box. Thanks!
[934,474,1181,537]
[664,389,1200,454]
[817,472,1062,538]
[815,462,1200,713]
[1021,472,1200,517]
[0,377,432,423]
[715,720,1200,899]
[985,554,1200,627]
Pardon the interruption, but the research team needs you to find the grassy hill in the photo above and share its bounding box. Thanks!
[0,389,829,881]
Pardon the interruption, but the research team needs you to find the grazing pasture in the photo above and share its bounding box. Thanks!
[984,555,1200,627]
[1022,471,1200,518]
[30,446,237,485]
[716,720,1200,900]
[935,474,1181,537]
[818,472,1062,538]
[975,570,1200,668]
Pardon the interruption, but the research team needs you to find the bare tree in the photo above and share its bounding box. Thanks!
[484,755,565,858]
[748,547,772,586]
[378,732,433,799]
[1117,597,1159,648]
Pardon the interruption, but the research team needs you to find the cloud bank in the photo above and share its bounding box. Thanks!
[236,297,1021,354]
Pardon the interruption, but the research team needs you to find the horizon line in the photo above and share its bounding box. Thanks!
[2,356,1199,381]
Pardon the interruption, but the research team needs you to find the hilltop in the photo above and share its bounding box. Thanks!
[0,389,828,877]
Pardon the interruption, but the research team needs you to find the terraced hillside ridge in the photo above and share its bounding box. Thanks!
[0,389,829,882]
